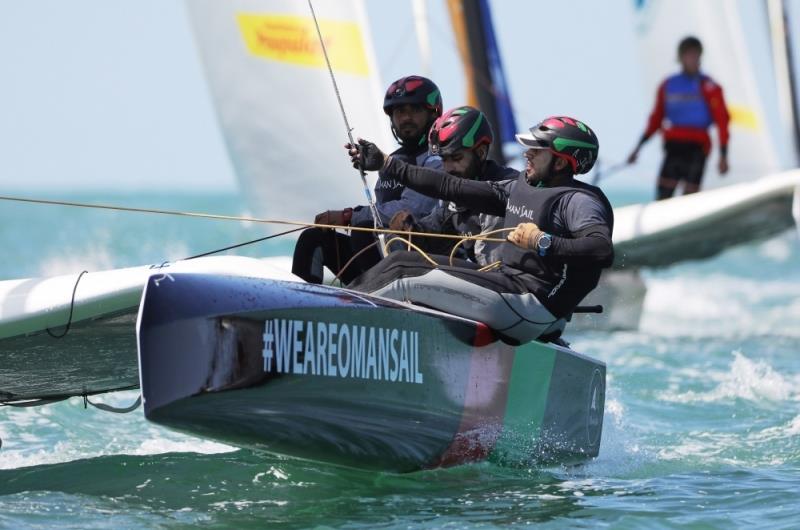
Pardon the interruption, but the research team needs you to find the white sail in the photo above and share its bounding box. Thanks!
[183,0,393,222]
[632,0,798,188]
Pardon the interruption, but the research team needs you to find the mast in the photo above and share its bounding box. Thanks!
[767,0,800,165]
[446,0,516,164]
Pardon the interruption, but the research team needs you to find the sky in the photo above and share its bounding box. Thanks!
[0,0,798,193]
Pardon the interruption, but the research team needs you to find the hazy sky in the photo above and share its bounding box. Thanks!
[0,0,798,193]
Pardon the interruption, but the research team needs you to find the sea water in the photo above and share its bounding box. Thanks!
[0,190,798,529]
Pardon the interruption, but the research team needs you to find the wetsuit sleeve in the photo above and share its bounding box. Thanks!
[350,153,443,226]
[549,193,614,266]
[383,156,509,216]
[702,78,730,156]
[641,80,666,144]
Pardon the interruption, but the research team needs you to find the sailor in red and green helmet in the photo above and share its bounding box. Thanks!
[388,106,516,265]
[383,75,443,147]
[292,75,443,284]
[345,115,614,344]
[515,116,599,184]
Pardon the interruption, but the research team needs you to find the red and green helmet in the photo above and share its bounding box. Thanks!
[383,75,443,117]
[428,106,494,157]
[515,116,599,174]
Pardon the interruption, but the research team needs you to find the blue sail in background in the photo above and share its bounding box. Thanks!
[446,0,517,163]
[478,0,517,148]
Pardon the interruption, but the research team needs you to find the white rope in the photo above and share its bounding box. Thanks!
[306,0,386,258]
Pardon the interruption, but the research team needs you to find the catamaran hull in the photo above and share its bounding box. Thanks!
[0,256,298,404]
[138,274,606,472]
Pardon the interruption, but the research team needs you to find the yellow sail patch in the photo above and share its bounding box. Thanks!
[236,13,369,76]
[728,104,759,130]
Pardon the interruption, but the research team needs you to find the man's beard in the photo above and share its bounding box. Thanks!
[448,152,483,180]
[396,123,423,145]
[526,158,555,184]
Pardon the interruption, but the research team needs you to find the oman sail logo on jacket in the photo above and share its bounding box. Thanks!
[236,13,369,76]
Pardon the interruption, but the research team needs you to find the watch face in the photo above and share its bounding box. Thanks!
[539,234,552,249]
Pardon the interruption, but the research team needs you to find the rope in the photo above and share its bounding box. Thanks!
[591,160,628,186]
[331,227,518,285]
[0,194,506,243]
[185,227,304,260]
[478,260,502,272]
[382,237,439,266]
[46,270,88,338]
[0,384,140,408]
[448,227,516,266]
[84,394,142,414]
[330,240,379,286]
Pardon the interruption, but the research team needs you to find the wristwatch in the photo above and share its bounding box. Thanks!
[537,233,552,256]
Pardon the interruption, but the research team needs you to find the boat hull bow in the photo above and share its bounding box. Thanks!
[137,273,606,471]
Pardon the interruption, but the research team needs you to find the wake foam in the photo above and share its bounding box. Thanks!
[640,274,800,338]
[0,391,235,471]
[657,351,800,404]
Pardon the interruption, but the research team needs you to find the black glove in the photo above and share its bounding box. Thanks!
[346,138,386,171]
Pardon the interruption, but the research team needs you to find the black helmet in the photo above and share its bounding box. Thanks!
[429,106,493,157]
[383,75,443,117]
[515,116,599,175]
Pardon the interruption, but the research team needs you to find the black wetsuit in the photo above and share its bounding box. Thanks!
[402,160,515,264]
[349,157,614,342]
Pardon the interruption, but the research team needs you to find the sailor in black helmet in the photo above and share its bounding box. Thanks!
[345,116,614,343]
[292,75,443,284]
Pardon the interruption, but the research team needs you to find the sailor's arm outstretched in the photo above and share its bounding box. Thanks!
[346,116,614,344]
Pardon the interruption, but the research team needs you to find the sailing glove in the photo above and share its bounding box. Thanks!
[347,138,386,171]
[507,222,543,250]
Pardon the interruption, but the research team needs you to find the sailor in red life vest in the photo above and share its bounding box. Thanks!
[627,36,730,200]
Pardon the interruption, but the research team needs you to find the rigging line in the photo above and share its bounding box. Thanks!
[330,240,379,286]
[382,236,439,266]
[0,194,287,223]
[448,226,516,266]
[0,193,506,242]
[85,394,142,414]
[0,384,140,408]
[185,227,305,260]
[46,270,88,338]
[306,0,385,240]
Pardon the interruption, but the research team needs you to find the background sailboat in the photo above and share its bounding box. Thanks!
[185,0,393,223]
[610,0,800,271]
